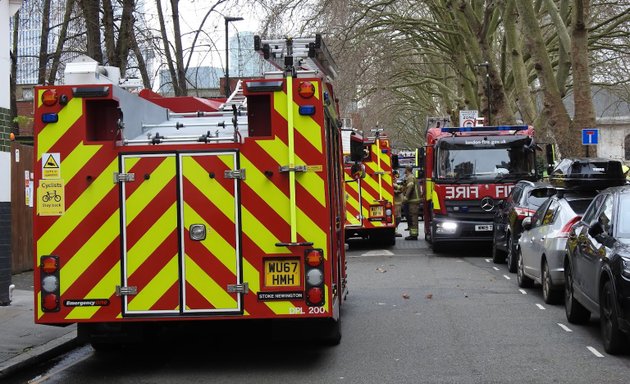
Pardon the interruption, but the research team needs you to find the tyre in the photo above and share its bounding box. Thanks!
[506,234,517,273]
[432,241,444,253]
[564,262,591,324]
[492,241,507,264]
[516,248,534,288]
[542,260,562,305]
[600,280,625,354]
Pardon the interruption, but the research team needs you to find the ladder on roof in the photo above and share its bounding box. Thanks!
[254,34,338,80]
[219,79,247,112]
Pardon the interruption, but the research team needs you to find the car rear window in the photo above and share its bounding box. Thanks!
[567,199,592,215]
[527,188,556,207]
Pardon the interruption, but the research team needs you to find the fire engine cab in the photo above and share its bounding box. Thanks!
[420,125,541,252]
[33,35,346,347]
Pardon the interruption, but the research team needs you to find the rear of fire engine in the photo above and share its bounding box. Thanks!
[342,128,396,245]
[33,35,346,347]
[421,125,539,252]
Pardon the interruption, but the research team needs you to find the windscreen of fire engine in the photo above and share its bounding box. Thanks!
[435,143,535,181]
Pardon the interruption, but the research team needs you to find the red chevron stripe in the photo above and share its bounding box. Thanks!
[182,179,236,245]
[149,281,180,311]
[184,282,217,310]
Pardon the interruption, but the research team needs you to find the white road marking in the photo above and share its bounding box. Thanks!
[503,275,511,280]
[493,266,500,271]
[557,323,573,332]
[587,346,605,358]
[485,259,491,263]
[536,304,545,310]
[519,289,527,295]
[360,250,395,256]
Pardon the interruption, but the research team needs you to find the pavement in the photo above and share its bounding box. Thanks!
[0,271,80,379]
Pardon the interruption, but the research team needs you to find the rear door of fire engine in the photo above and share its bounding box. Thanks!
[119,151,243,316]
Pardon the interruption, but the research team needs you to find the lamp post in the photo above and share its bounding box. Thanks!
[476,62,491,126]
[224,16,243,97]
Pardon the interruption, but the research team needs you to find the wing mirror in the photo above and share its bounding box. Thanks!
[522,216,532,231]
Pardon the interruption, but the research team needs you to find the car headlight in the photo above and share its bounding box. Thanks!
[622,257,630,279]
[436,221,457,234]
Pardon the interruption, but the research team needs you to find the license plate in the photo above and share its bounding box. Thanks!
[264,259,300,287]
[475,224,493,231]
[370,205,384,217]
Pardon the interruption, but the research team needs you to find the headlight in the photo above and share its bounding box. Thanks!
[622,257,630,279]
[436,221,457,234]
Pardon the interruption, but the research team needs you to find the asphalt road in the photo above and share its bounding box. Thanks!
[8,235,630,384]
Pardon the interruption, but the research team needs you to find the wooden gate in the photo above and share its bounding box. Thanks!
[10,142,33,273]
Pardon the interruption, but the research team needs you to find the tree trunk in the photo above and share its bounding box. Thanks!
[38,0,51,84]
[516,0,571,156]
[571,0,596,157]
[170,0,187,95]
[115,0,136,76]
[79,0,103,63]
[129,30,151,88]
[102,0,116,66]
[48,0,76,85]
[155,0,179,94]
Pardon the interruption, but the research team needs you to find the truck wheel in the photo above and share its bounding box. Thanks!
[492,242,507,264]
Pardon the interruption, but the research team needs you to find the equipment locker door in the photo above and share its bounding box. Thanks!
[120,152,242,316]
[345,177,365,227]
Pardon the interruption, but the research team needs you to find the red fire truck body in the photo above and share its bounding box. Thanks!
[32,35,346,346]
[343,130,396,245]
[422,125,538,251]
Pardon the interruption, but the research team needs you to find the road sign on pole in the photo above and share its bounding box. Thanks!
[582,129,599,145]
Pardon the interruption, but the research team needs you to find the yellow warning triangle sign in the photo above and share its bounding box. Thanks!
[44,154,59,168]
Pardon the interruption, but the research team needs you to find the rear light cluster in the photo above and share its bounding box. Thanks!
[514,207,536,220]
[304,249,325,306]
[385,202,393,223]
[40,256,60,312]
[559,216,581,238]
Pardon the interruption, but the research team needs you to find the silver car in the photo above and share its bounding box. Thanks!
[516,193,593,304]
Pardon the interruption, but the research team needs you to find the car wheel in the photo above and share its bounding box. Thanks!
[491,240,507,264]
[516,248,533,288]
[542,260,562,305]
[506,235,517,273]
[600,280,626,354]
[564,262,590,324]
[432,241,443,253]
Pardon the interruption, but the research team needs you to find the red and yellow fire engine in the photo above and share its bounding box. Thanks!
[343,127,396,245]
[33,35,346,346]
[420,125,540,252]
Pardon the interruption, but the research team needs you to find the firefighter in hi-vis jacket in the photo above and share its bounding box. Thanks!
[403,166,420,240]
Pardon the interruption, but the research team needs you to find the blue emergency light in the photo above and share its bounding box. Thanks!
[441,125,528,133]
[41,113,58,123]
[299,105,316,115]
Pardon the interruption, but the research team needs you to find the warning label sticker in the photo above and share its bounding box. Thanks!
[37,179,65,216]
[42,153,61,179]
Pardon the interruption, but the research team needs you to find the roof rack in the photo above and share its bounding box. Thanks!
[254,34,338,80]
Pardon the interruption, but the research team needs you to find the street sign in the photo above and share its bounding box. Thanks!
[459,110,478,127]
[582,129,599,145]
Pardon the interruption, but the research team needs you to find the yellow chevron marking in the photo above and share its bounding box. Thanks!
[37,97,83,160]
[126,203,177,276]
[63,143,102,184]
[241,262,293,315]
[344,188,361,225]
[184,255,238,310]
[273,91,323,153]
[429,180,441,209]
[361,172,393,202]
[66,264,120,320]
[60,212,119,295]
[257,139,326,207]
[37,159,118,256]
[124,156,175,223]
[183,202,236,271]
[234,154,327,252]
[127,255,179,312]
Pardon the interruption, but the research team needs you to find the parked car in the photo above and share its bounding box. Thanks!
[516,191,594,303]
[492,180,556,272]
[549,157,627,191]
[564,185,630,354]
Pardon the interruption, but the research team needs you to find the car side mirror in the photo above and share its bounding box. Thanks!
[522,216,532,230]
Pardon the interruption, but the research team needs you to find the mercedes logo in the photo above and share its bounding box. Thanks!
[480,197,495,212]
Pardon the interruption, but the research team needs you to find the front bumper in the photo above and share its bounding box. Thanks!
[431,217,494,243]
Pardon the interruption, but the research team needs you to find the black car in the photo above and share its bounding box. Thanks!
[564,185,630,354]
[492,180,556,272]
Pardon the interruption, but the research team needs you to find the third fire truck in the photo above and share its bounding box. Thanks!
[32,35,346,347]
[343,127,397,245]
[420,125,542,252]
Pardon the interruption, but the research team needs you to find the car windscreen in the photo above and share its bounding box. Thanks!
[617,195,630,239]
[527,188,556,208]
